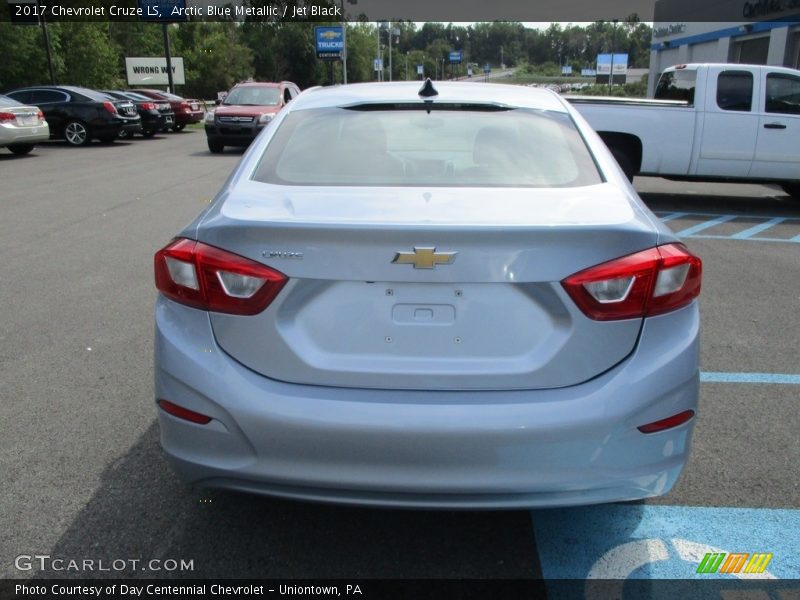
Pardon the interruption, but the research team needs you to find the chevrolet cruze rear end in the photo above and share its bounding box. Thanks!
[154,82,701,508]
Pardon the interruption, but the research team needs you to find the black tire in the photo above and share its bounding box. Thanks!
[207,139,224,154]
[8,144,34,155]
[142,129,157,138]
[172,123,186,132]
[610,147,635,182]
[118,129,132,139]
[781,183,800,199]
[64,120,90,146]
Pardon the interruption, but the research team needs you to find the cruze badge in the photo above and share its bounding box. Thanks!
[392,246,457,269]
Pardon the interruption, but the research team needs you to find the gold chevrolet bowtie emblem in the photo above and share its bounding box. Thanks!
[392,246,457,269]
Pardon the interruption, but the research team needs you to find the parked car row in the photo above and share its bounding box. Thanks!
[0,85,205,152]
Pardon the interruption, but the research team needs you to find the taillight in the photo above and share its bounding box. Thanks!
[180,101,191,112]
[141,102,156,110]
[154,238,288,315]
[37,111,45,121]
[0,112,15,122]
[102,101,117,115]
[562,243,701,321]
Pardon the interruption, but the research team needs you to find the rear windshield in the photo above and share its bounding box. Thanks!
[225,86,280,106]
[654,70,697,103]
[123,91,151,101]
[252,106,602,187]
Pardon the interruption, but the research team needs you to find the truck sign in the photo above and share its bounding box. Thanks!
[315,26,344,61]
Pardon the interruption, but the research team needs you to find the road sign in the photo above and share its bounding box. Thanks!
[416,64,424,75]
[137,0,187,22]
[483,64,491,74]
[448,51,462,64]
[561,65,573,75]
[374,59,384,72]
[125,56,185,86]
[315,26,344,61]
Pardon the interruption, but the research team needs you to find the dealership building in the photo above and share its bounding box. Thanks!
[647,0,800,95]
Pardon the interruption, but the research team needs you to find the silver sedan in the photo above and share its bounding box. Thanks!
[153,81,702,509]
[0,94,49,154]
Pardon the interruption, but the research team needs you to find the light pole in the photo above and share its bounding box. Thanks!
[340,0,355,84]
[376,23,381,81]
[405,51,409,81]
[608,19,618,94]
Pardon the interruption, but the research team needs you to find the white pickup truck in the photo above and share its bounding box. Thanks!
[567,63,800,199]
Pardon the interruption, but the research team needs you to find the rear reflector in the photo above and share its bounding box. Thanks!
[154,238,288,315]
[638,409,695,434]
[158,399,212,425]
[561,243,701,320]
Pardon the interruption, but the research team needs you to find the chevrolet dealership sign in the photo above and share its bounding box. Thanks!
[125,57,185,86]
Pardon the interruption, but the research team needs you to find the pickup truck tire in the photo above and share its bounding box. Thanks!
[207,139,224,154]
[782,184,800,199]
[610,148,636,182]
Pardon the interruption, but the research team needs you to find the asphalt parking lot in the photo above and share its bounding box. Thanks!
[1,132,798,588]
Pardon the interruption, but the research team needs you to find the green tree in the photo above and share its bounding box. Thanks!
[50,23,123,88]
[174,23,254,98]
[0,23,62,90]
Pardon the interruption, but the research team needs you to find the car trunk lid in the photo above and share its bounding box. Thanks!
[199,182,658,390]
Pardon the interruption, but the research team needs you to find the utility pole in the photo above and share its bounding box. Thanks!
[162,23,174,94]
[40,12,55,85]
[388,23,393,82]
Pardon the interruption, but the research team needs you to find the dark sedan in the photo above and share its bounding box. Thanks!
[127,89,204,131]
[5,86,141,146]
[100,90,175,137]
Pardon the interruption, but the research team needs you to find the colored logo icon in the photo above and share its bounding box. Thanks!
[697,552,773,574]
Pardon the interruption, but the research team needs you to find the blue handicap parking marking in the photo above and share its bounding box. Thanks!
[531,504,800,580]
[653,211,800,243]
[701,371,800,384]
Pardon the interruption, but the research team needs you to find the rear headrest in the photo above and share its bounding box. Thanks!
[473,125,520,166]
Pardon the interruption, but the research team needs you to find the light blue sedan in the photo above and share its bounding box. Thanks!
[153,81,702,508]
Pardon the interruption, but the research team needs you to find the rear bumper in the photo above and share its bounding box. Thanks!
[176,110,204,125]
[155,298,700,509]
[0,122,50,146]
[205,123,264,146]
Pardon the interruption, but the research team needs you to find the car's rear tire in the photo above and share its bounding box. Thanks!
[118,129,132,139]
[782,183,800,199]
[207,139,224,154]
[8,144,34,155]
[64,120,90,146]
[172,123,186,132]
[142,129,157,138]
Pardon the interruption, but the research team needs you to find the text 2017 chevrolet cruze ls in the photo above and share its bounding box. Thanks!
[154,81,702,509]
